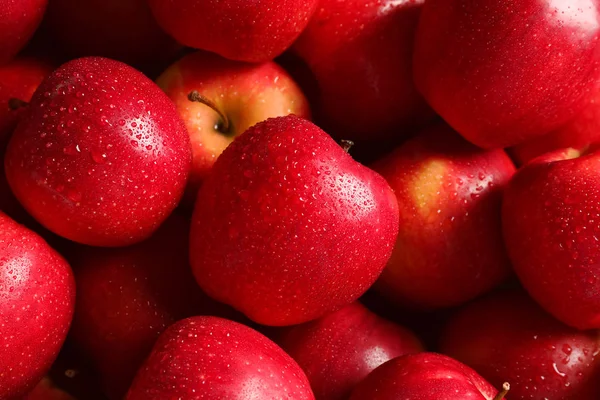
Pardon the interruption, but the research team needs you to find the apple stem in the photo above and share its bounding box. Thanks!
[493,382,510,400]
[8,98,29,110]
[340,140,354,153]
[187,90,231,133]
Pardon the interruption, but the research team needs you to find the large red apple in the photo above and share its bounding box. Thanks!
[278,302,424,400]
[5,57,191,247]
[414,0,600,149]
[292,0,432,141]
[0,211,75,399]
[126,316,315,399]
[0,58,52,220]
[43,0,181,71]
[190,115,399,326]
[0,0,47,64]
[69,215,237,400]
[349,353,509,400]
[371,124,515,310]
[441,290,600,400]
[511,82,600,165]
[156,51,310,203]
[147,0,318,63]
[503,147,600,329]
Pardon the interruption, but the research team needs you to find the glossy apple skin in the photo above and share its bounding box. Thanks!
[0,58,52,220]
[349,353,504,400]
[278,302,424,400]
[511,83,600,165]
[0,0,47,64]
[190,115,399,326]
[414,0,600,149]
[44,0,181,71]
[69,215,236,400]
[157,51,311,203]
[292,0,432,141]
[371,125,515,310]
[441,290,600,400]
[23,377,76,400]
[0,212,75,399]
[147,0,318,63]
[5,57,191,247]
[503,148,600,329]
[126,316,315,400]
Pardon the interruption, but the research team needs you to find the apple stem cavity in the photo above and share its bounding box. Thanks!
[340,139,354,153]
[8,98,29,110]
[188,90,231,134]
[493,382,510,400]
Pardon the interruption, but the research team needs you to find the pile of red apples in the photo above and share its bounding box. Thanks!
[3,0,600,399]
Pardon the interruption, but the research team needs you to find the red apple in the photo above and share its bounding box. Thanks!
[371,124,515,310]
[414,0,600,149]
[24,377,76,400]
[0,0,47,64]
[126,316,315,399]
[69,215,238,400]
[349,353,509,400]
[190,115,399,326]
[441,290,600,400]
[0,211,75,399]
[147,0,319,63]
[156,51,311,203]
[511,82,600,165]
[44,0,181,71]
[5,57,191,247]
[503,147,600,329]
[0,58,52,220]
[278,302,424,400]
[292,0,432,141]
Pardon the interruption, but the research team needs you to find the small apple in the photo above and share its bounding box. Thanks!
[147,0,319,63]
[349,353,509,400]
[278,302,424,400]
[190,115,399,326]
[44,0,181,72]
[0,0,47,64]
[126,316,315,399]
[5,57,191,247]
[414,0,600,148]
[503,147,600,329]
[441,290,600,400]
[511,82,600,165]
[156,51,310,203]
[291,0,433,141]
[0,211,75,399]
[23,377,76,400]
[371,124,515,310]
[69,214,239,400]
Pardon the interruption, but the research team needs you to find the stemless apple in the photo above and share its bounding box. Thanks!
[278,302,423,400]
[441,290,600,400]
[190,115,399,326]
[503,147,600,329]
[511,81,600,165]
[70,215,237,400]
[5,57,191,247]
[44,0,181,71]
[156,51,310,202]
[349,353,509,400]
[414,0,600,149]
[0,212,75,399]
[147,0,319,63]
[126,316,315,400]
[371,124,515,310]
[292,0,432,141]
[0,0,47,64]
